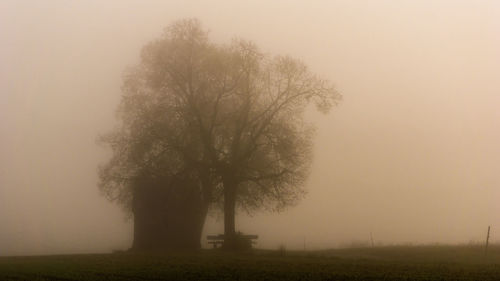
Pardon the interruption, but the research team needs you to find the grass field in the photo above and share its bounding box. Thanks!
[1,245,499,280]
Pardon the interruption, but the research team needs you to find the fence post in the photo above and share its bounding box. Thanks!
[485,225,490,256]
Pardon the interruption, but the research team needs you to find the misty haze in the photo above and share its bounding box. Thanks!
[1,1,499,280]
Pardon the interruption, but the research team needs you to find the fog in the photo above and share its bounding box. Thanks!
[1,0,499,256]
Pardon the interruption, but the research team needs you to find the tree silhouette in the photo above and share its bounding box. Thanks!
[98,19,340,250]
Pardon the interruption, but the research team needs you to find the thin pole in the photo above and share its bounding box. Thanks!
[370,232,374,248]
[303,236,306,251]
[485,225,491,256]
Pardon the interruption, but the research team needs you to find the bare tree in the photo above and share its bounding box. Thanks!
[98,19,341,250]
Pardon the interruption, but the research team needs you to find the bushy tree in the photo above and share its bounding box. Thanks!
[98,19,340,250]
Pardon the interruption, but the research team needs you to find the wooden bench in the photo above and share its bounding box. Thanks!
[206,234,258,248]
[207,234,224,248]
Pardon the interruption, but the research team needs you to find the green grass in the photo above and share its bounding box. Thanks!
[0,245,499,280]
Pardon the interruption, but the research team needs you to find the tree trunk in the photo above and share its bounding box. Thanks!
[223,175,237,249]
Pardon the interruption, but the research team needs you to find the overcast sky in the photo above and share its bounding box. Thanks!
[1,0,499,256]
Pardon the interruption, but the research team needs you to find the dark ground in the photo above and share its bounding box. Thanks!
[0,245,499,280]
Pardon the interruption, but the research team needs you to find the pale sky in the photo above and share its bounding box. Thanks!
[1,0,499,255]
